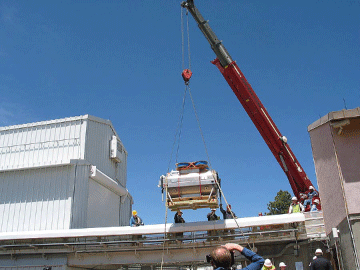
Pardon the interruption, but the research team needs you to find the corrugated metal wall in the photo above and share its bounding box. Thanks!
[0,118,87,171]
[68,163,90,229]
[85,119,128,188]
[0,166,74,232]
[0,115,132,233]
[87,179,120,227]
[120,193,132,226]
[117,150,128,188]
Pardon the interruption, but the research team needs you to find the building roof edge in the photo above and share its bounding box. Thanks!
[308,107,360,132]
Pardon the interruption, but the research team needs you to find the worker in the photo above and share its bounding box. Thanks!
[299,192,307,204]
[288,197,304,213]
[262,259,275,269]
[279,262,286,269]
[304,186,319,207]
[309,256,317,267]
[310,249,333,270]
[220,203,237,219]
[207,243,264,270]
[310,199,320,212]
[130,210,144,227]
[207,208,219,240]
[207,208,220,221]
[174,210,185,223]
[129,210,144,244]
[220,203,236,237]
[174,210,185,241]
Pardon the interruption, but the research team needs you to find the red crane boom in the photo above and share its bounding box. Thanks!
[181,0,313,198]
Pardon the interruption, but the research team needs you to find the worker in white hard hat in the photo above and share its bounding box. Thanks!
[262,259,275,269]
[311,199,320,212]
[288,196,304,213]
[130,210,144,227]
[310,249,333,269]
[304,186,319,208]
[207,208,219,221]
[279,262,286,269]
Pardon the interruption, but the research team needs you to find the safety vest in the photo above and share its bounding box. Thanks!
[292,203,301,213]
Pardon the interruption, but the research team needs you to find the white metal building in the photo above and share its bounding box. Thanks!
[0,115,133,232]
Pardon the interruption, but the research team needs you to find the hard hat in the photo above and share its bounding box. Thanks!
[264,259,273,267]
[314,199,320,204]
[279,262,287,267]
[132,210,137,215]
[292,196,298,201]
[309,186,314,190]
[211,208,216,211]
[315,248,323,255]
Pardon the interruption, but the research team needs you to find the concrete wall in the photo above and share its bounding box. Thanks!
[308,111,360,234]
[308,108,360,269]
[308,122,347,234]
[331,118,360,214]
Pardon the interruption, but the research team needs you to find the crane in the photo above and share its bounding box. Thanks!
[181,0,314,200]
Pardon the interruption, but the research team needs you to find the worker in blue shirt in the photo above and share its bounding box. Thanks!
[207,243,264,270]
[130,210,144,227]
[304,186,319,207]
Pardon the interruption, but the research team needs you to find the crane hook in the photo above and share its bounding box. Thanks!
[182,69,192,84]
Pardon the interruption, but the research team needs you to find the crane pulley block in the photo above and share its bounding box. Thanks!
[181,69,192,83]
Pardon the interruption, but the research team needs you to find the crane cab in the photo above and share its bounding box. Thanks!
[159,161,220,211]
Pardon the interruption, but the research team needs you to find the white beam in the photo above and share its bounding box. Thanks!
[0,213,305,241]
[90,165,128,197]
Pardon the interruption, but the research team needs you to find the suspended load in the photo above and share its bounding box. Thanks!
[159,161,220,210]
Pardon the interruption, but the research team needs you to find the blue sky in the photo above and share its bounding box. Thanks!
[1,0,359,225]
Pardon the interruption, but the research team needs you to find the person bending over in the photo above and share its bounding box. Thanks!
[207,243,264,270]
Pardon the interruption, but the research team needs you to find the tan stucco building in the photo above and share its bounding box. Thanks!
[308,107,360,270]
